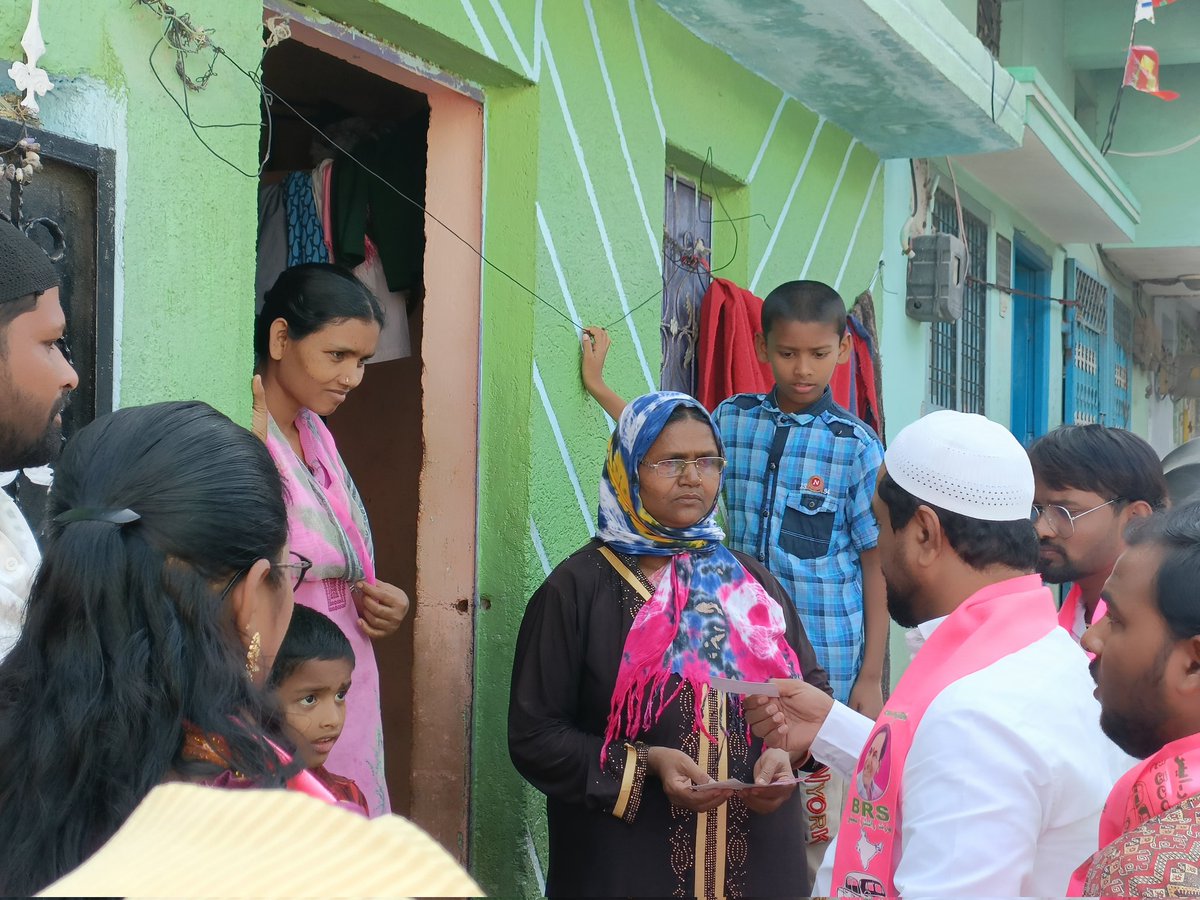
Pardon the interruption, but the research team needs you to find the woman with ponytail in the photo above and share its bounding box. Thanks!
[0,401,305,895]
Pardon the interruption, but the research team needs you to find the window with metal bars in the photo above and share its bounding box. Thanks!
[1064,261,1132,429]
[661,173,712,395]
[928,192,989,414]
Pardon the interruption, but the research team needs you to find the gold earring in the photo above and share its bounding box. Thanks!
[245,631,262,676]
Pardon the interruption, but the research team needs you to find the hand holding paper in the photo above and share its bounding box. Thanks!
[744,679,833,757]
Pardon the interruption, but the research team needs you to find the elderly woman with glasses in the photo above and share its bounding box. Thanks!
[0,401,341,895]
[509,392,832,898]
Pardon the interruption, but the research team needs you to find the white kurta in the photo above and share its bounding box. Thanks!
[0,490,38,659]
[813,614,1134,897]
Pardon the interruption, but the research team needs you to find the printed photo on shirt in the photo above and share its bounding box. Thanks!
[854,725,891,802]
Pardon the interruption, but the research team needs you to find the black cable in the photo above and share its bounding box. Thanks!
[149,35,268,179]
[990,59,996,123]
[150,15,740,335]
[1102,17,1139,156]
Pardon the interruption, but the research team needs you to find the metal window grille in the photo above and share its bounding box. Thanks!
[661,173,712,395]
[929,192,988,414]
[1064,261,1131,428]
[977,0,1002,59]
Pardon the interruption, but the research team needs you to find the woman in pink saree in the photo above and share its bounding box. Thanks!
[255,264,411,815]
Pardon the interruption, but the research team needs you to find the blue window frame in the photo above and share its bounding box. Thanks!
[1064,260,1131,428]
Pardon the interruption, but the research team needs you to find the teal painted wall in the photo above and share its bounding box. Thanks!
[940,0,977,32]
[0,0,264,419]
[1001,0,1076,112]
[1094,64,1200,249]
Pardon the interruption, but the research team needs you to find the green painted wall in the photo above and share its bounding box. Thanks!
[415,3,885,894]
[0,0,263,419]
[7,0,885,895]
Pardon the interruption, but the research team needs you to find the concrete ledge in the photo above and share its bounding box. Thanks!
[958,68,1140,243]
[655,0,1023,158]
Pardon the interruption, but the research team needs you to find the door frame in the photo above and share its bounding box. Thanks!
[264,1,482,861]
[1010,234,1052,443]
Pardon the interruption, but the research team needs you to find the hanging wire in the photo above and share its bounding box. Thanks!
[136,2,756,335]
[1101,16,1139,156]
[1109,131,1200,158]
[143,16,680,333]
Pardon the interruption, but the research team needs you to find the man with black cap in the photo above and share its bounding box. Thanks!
[747,411,1130,897]
[0,221,77,656]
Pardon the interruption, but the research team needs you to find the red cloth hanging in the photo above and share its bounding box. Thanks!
[696,278,774,412]
[830,315,883,436]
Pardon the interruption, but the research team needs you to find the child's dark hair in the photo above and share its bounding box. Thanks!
[254,263,384,363]
[761,280,847,338]
[269,605,356,687]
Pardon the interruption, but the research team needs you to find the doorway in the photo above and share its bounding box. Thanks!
[257,6,483,858]
[1010,237,1052,445]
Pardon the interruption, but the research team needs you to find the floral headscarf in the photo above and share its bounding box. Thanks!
[599,392,802,755]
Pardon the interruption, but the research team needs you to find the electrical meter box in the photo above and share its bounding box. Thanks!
[906,232,966,322]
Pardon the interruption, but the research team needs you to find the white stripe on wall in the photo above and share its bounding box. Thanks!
[486,0,534,78]
[800,138,859,279]
[541,35,656,390]
[459,0,498,60]
[747,94,787,183]
[525,827,548,895]
[533,360,596,535]
[529,516,553,576]
[584,0,661,273]
[750,117,827,293]
[834,161,883,294]
[536,203,616,432]
[628,0,667,144]
[535,202,584,340]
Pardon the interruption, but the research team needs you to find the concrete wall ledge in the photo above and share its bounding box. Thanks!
[655,0,1023,158]
[958,67,1140,244]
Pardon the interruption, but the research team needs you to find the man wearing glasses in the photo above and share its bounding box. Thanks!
[1027,425,1167,642]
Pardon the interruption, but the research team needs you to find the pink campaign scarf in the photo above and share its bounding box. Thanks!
[1057,583,1107,644]
[831,575,1058,898]
[1068,732,1200,895]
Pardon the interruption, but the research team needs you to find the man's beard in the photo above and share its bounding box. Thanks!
[886,577,922,629]
[1096,650,1173,759]
[1037,541,1081,584]
[0,392,68,470]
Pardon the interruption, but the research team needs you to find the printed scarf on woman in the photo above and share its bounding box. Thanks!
[265,411,374,584]
[600,392,802,756]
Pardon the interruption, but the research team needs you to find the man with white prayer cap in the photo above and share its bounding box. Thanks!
[747,410,1131,897]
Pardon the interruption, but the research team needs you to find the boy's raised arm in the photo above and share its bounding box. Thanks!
[581,326,627,421]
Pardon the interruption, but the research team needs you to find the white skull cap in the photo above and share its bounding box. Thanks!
[884,410,1035,522]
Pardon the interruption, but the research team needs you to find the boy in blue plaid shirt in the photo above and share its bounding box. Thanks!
[582,281,886,716]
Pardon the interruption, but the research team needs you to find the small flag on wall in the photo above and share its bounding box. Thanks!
[1124,46,1180,99]
[1135,0,1179,23]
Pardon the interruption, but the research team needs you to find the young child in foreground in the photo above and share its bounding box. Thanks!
[582,280,886,717]
[269,604,370,815]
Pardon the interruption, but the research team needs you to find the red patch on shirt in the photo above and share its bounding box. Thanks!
[807,475,826,494]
